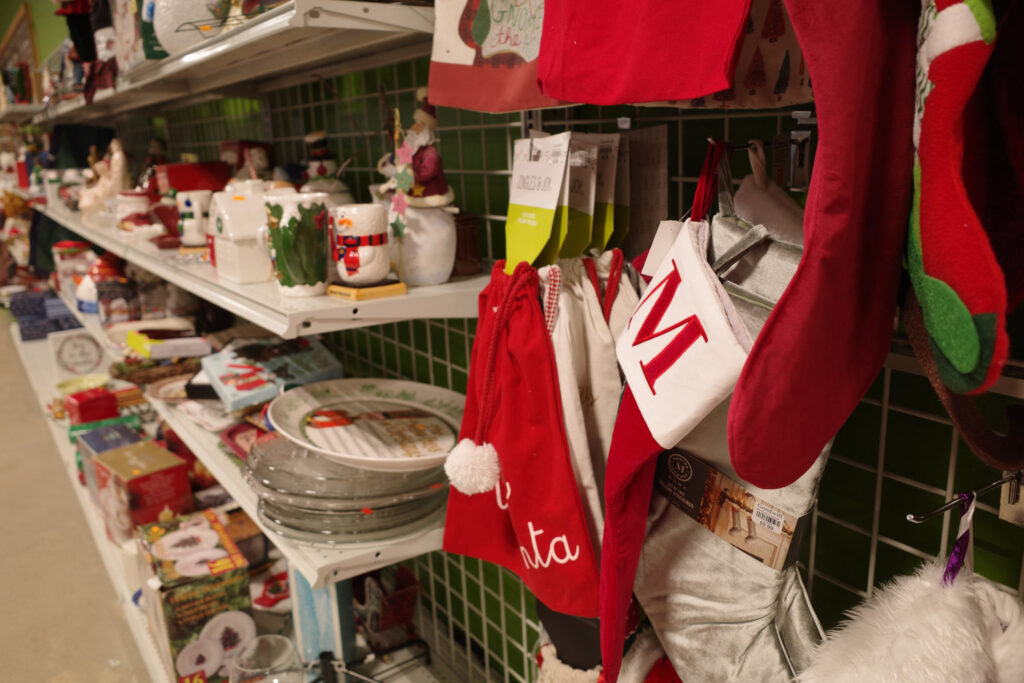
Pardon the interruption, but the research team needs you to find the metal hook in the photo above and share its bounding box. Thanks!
[906,471,1021,523]
[705,137,752,151]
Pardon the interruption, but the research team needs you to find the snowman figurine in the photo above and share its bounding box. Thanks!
[378,89,458,286]
[331,204,391,285]
[300,131,355,206]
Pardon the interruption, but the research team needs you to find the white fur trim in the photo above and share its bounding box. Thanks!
[406,187,455,208]
[444,439,500,495]
[799,562,1012,683]
[537,643,603,683]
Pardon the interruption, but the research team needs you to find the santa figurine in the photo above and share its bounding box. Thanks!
[379,88,458,286]
[79,138,130,214]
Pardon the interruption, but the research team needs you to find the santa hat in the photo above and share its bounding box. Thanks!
[726,0,919,490]
[413,87,438,128]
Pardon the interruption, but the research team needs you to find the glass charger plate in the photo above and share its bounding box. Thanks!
[257,499,447,547]
[244,432,447,500]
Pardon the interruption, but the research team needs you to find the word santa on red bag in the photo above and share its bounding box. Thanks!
[442,261,601,618]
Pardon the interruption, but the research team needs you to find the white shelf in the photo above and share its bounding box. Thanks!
[0,103,44,123]
[4,186,38,201]
[147,395,444,589]
[56,288,126,362]
[34,204,134,258]
[34,0,433,124]
[32,204,488,338]
[8,323,172,683]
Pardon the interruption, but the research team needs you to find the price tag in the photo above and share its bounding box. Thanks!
[752,501,785,534]
[178,672,207,683]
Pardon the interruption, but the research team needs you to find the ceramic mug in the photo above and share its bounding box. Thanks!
[331,204,390,285]
[263,192,330,297]
[176,190,213,247]
[389,206,457,286]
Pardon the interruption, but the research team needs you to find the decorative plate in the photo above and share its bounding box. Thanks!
[151,527,220,561]
[174,548,229,577]
[267,379,464,472]
[145,375,191,404]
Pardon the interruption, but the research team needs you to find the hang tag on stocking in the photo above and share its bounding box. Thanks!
[943,492,975,585]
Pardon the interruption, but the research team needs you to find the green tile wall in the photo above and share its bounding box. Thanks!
[116,56,1024,679]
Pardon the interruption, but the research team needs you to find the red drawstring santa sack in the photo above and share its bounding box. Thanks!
[443,261,601,618]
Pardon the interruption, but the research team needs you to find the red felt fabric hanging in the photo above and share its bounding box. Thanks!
[727,0,919,489]
[443,262,601,618]
[537,0,752,105]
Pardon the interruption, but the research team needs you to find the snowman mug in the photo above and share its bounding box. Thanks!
[331,204,390,285]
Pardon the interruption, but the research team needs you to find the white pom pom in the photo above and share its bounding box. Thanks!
[444,439,500,495]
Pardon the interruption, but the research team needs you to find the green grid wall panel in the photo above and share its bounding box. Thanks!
[115,56,1024,680]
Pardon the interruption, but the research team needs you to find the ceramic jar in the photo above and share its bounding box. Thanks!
[300,160,355,207]
[263,192,330,297]
[331,204,391,286]
[176,190,212,247]
[210,189,273,285]
[389,206,457,286]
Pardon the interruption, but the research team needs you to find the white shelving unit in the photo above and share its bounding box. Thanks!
[34,0,433,125]
[147,395,444,589]
[31,204,487,338]
[8,323,172,683]
[56,288,125,362]
[35,204,134,258]
[0,102,43,124]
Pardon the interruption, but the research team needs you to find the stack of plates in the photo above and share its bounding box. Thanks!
[246,379,465,546]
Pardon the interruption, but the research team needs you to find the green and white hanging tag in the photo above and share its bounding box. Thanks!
[505,132,570,274]
[577,133,620,252]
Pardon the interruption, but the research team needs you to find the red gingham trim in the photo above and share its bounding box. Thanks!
[543,266,562,335]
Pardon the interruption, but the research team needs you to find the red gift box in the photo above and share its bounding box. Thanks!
[93,441,193,544]
[154,162,232,194]
[163,424,218,489]
[66,388,119,425]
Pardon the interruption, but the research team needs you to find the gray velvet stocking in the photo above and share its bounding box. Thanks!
[631,396,828,682]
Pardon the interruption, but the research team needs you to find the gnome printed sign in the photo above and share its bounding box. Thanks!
[428,0,564,111]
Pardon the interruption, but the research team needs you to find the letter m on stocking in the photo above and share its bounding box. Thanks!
[630,260,708,394]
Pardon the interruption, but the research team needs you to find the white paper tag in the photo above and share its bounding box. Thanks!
[642,220,682,278]
[752,500,785,534]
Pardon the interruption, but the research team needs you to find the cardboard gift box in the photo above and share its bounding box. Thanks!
[200,337,344,412]
[66,388,119,425]
[137,509,253,683]
[76,423,143,503]
[93,441,193,543]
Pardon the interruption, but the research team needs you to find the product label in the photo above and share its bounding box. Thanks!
[655,449,803,572]
[576,133,620,251]
[506,133,569,273]
[557,137,598,258]
[610,135,630,248]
